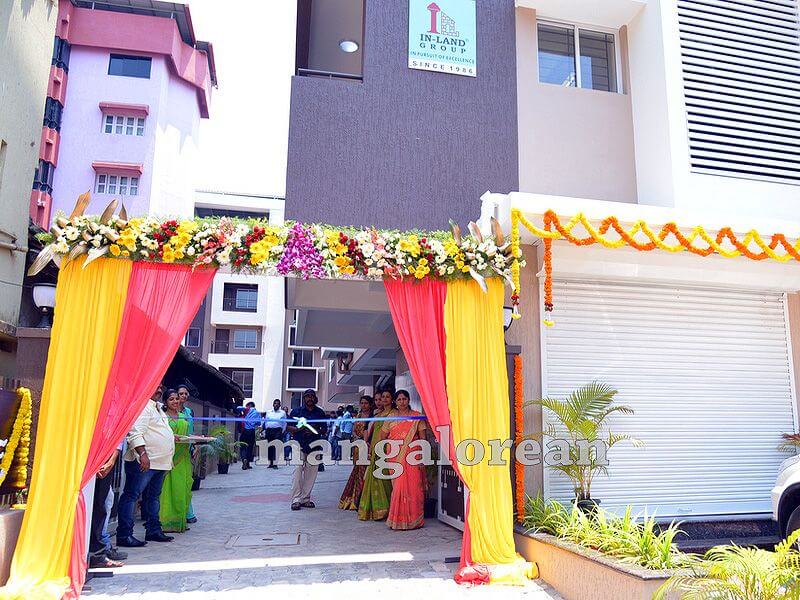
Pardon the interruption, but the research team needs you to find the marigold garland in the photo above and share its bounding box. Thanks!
[9,388,32,489]
[513,355,525,524]
[512,208,800,325]
[0,388,33,490]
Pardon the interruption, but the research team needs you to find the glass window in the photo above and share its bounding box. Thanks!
[115,116,124,135]
[226,369,254,397]
[108,54,152,79]
[104,115,114,134]
[235,288,258,310]
[125,117,135,135]
[292,349,314,367]
[136,118,145,136]
[538,22,619,93]
[107,175,117,195]
[130,177,139,196]
[579,30,617,92]
[96,174,107,194]
[233,329,258,349]
[184,327,200,348]
[119,176,128,196]
[538,23,576,87]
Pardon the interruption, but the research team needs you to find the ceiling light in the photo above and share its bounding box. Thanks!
[339,39,359,53]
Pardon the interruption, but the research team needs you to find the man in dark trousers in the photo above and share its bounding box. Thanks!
[239,401,261,470]
[288,390,328,510]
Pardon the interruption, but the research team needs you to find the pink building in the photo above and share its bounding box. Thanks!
[31,0,217,227]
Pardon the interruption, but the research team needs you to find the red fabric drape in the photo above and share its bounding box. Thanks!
[383,279,473,567]
[66,263,215,598]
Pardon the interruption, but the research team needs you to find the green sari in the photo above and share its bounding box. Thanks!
[159,415,192,533]
[358,409,394,521]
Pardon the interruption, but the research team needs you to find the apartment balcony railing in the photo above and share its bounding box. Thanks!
[221,297,257,312]
[210,340,265,355]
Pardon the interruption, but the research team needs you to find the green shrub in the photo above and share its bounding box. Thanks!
[523,494,685,570]
[654,530,800,600]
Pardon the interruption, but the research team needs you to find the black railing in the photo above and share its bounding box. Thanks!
[297,68,362,81]
[222,297,257,312]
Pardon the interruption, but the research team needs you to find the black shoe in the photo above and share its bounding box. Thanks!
[116,536,146,548]
[186,517,197,524]
[269,464,278,469]
[242,460,249,470]
[106,547,128,560]
[145,532,174,542]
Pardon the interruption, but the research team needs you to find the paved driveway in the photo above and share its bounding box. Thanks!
[84,461,559,599]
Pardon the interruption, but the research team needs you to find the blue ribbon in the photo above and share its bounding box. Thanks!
[166,415,426,424]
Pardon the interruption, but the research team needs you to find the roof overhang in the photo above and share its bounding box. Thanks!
[515,0,647,29]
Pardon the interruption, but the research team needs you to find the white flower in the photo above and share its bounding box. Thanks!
[65,227,79,241]
[364,258,373,266]
[217,249,231,265]
[54,239,69,253]
[361,242,375,256]
[186,246,196,256]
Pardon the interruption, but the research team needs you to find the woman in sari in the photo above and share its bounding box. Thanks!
[338,395,373,510]
[384,389,427,530]
[159,389,193,533]
[358,389,396,521]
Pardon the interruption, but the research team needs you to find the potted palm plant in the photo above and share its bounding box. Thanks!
[529,382,641,512]
[202,425,243,475]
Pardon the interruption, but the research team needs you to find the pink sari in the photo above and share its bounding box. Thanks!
[386,411,426,530]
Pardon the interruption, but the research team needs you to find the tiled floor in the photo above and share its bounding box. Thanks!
[84,461,560,599]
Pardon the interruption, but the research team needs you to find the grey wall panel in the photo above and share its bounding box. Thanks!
[286,0,518,231]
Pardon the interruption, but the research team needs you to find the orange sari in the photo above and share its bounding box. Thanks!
[385,411,426,530]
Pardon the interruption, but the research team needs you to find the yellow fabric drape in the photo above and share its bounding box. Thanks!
[1,258,132,600]
[444,278,535,584]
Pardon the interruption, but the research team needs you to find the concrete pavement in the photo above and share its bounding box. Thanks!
[84,460,559,599]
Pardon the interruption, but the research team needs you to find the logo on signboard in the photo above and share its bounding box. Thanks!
[408,0,476,77]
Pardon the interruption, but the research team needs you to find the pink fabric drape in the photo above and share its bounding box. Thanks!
[383,279,472,566]
[66,263,216,598]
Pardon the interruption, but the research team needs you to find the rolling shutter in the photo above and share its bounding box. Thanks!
[543,280,796,518]
[677,0,800,185]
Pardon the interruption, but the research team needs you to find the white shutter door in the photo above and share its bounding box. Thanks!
[543,280,796,518]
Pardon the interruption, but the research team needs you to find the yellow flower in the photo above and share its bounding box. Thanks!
[333,255,352,273]
[461,265,470,273]
[178,220,198,234]
[414,265,430,279]
[418,257,428,267]
[444,240,460,257]
[119,228,138,251]
[325,231,347,255]
[162,244,175,263]
[399,235,421,257]
[109,244,121,257]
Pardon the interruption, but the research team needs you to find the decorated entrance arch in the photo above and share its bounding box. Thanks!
[0,196,534,599]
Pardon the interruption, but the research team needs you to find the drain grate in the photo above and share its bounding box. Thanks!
[225,533,307,548]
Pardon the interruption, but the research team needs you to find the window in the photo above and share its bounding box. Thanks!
[108,54,152,79]
[184,327,200,348]
[33,160,54,193]
[195,206,269,219]
[537,22,618,93]
[43,98,63,131]
[104,115,145,136]
[233,329,258,350]
[96,173,139,196]
[292,349,314,367]
[221,368,254,397]
[52,37,71,71]
[222,283,259,312]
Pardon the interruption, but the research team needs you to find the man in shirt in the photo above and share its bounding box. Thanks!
[116,386,175,547]
[239,401,261,470]
[339,405,355,457]
[288,390,328,510]
[263,399,286,469]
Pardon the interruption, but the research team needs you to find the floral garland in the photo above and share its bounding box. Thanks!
[32,211,516,287]
[9,388,32,490]
[512,208,800,324]
[513,355,525,524]
[0,388,33,490]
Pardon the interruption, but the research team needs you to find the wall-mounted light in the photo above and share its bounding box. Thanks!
[503,306,514,332]
[32,283,57,328]
[339,39,359,53]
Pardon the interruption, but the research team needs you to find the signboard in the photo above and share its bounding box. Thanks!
[408,0,476,77]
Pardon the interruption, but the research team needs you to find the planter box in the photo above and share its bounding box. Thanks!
[514,528,679,600]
